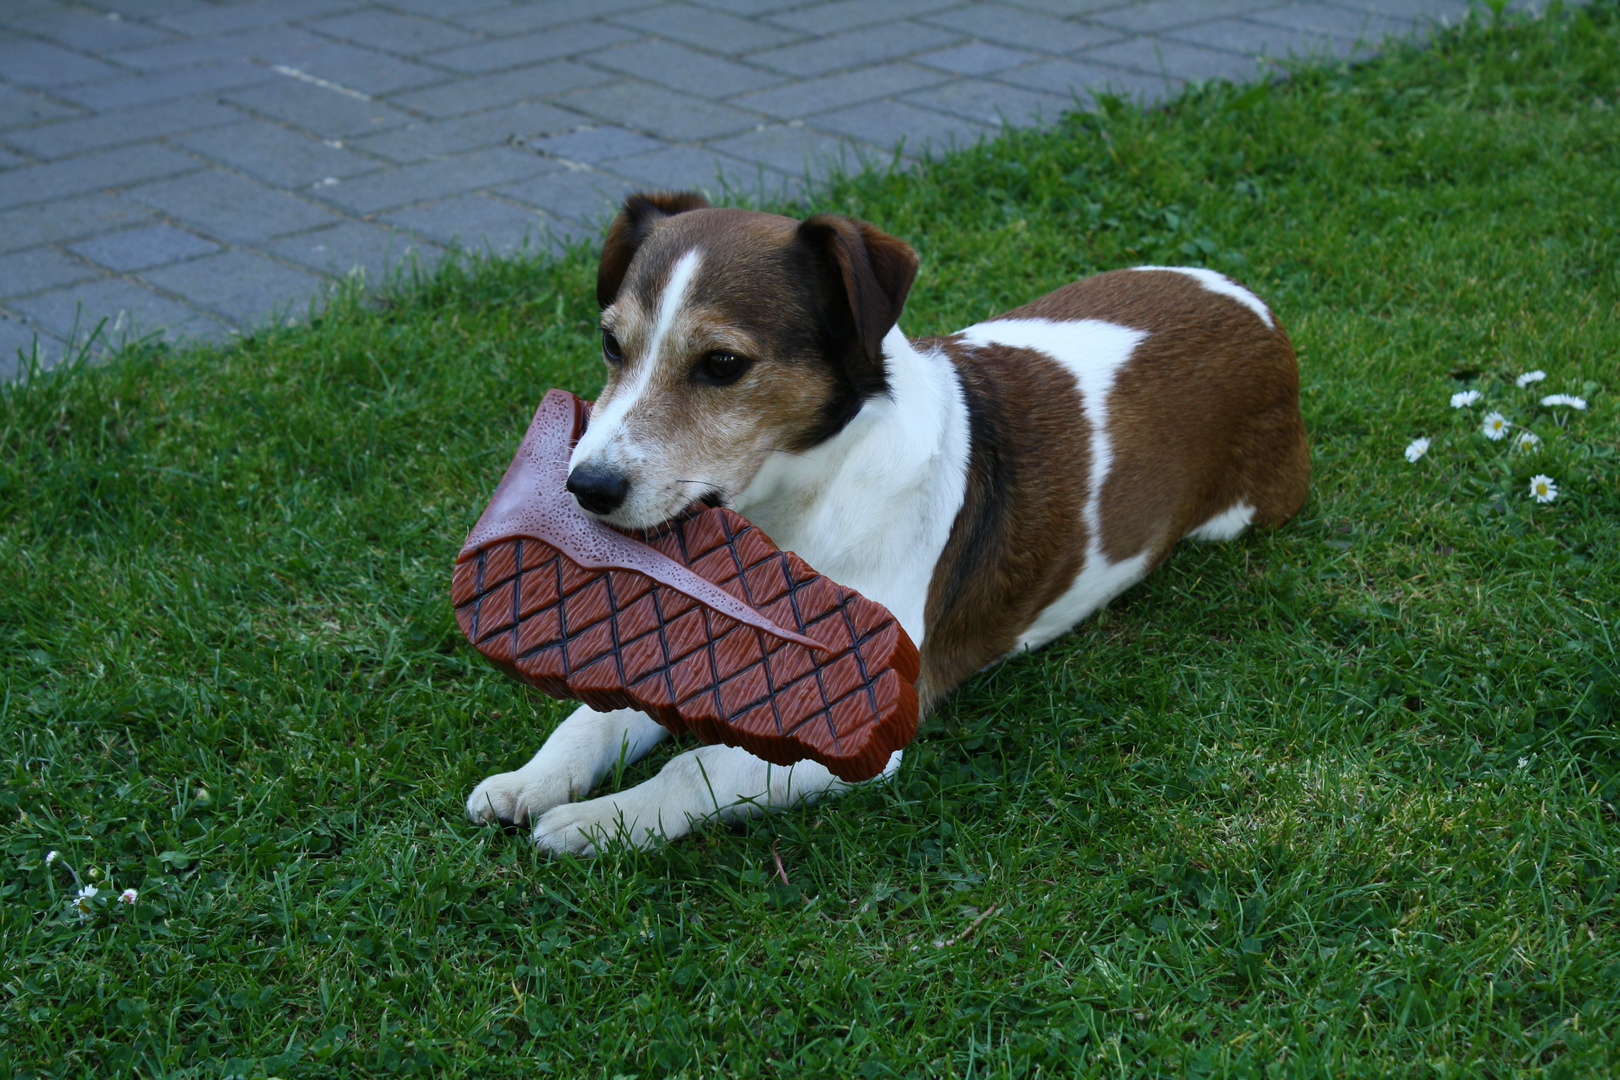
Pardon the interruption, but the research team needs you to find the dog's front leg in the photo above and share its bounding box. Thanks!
[530,744,904,854]
[466,705,670,827]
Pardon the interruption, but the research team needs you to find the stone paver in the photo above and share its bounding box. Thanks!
[0,0,1573,371]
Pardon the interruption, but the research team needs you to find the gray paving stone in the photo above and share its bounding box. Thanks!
[1325,0,1467,24]
[222,77,415,138]
[0,143,200,211]
[766,0,967,35]
[900,77,1073,127]
[424,23,640,74]
[690,0,805,13]
[10,276,222,345]
[315,145,562,214]
[386,0,517,17]
[128,170,342,242]
[807,99,989,155]
[609,4,803,55]
[916,42,1043,76]
[174,121,384,188]
[268,40,450,95]
[497,169,638,226]
[142,249,324,326]
[996,56,1177,105]
[1088,0,1288,33]
[0,193,157,253]
[747,21,964,77]
[1246,3,1423,42]
[68,224,221,271]
[708,123,858,177]
[5,96,239,159]
[50,59,278,111]
[584,38,786,99]
[1164,18,1356,60]
[304,9,480,54]
[385,61,613,116]
[532,125,666,163]
[150,0,361,37]
[381,193,552,256]
[104,24,332,73]
[5,8,176,52]
[923,5,1126,53]
[1078,36,1266,82]
[73,0,216,20]
[0,247,100,300]
[458,0,657,35]
[558,81,767,141]
[597,143,784,196]
[1000,0,1138,9]
[732,62,950,119]
[264,221,442,284]
[0,38,131,89]
[349,101,586,162]
[0,83,87,129]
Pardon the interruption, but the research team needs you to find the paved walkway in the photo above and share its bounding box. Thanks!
[0,0,1504,375]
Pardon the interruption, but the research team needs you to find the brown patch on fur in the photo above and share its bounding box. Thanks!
[917,268,1308,707]
[914,339,1092,709]
[1008,269,1308,564]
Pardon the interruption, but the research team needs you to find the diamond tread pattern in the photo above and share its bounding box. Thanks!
[451,506,919,782]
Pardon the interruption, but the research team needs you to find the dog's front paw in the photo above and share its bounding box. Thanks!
[465,768,571,827]
[531,797,675,856]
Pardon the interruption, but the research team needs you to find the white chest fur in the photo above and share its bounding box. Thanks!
[733,326,969,647]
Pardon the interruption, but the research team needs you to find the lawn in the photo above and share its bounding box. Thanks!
[3,4,1619,1077]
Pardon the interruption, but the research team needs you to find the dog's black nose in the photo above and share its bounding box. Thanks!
[566,462,631,515]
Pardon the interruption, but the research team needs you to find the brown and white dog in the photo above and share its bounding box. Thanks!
[467,191,1309,853]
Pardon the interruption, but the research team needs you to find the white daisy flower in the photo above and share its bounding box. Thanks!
[1482,412,1509,440]
[1540,394,1587,410]
[46,850,58,865]
[1515,431,1540,449]
[1450,389,1481,408]
[1404,437,1430,462]
[1516,370,1547,387]
[118,888,138,904]
[71,884,99,917]
[1529,474,1558,503]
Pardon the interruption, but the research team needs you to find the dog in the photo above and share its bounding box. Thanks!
[466,191,1309,853]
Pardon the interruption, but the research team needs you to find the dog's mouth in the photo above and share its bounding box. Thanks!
[578,482,726,532]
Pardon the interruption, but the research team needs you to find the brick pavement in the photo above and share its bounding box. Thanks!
[0,0,1549,376]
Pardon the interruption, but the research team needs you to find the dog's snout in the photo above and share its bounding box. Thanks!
[567,462,631,515]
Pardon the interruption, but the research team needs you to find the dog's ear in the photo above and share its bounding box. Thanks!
[796,213,919,387]
[597,191,711,307]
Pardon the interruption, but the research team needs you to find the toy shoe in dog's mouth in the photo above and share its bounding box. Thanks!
[451,388,920,783]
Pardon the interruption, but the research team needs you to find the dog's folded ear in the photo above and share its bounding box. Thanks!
[797,214,919,388]
[598,191,712,307]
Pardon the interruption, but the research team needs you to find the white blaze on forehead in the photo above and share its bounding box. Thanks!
[571,247,703,469]
[1132,265,1275,329]
[649,247,703,364]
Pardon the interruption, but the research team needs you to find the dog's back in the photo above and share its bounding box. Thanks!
[916,267,1309,703]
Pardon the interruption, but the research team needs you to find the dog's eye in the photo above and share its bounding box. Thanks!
[697,351,748,385]
[601,328,623,364]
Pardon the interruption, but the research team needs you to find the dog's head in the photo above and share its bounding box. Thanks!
[565,191,918,529]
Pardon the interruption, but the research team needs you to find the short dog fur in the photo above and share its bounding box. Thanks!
[467,191,1309,853]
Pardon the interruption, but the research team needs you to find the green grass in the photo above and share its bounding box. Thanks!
[4,5,1620,1077]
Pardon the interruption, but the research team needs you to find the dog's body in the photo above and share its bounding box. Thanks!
[467,193,1308,853]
